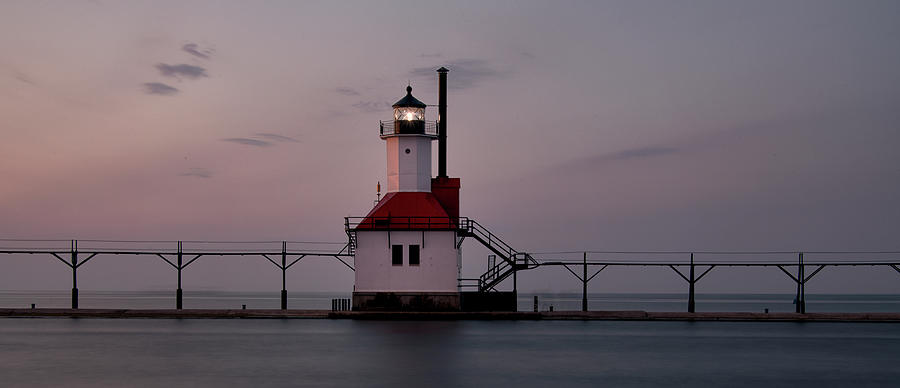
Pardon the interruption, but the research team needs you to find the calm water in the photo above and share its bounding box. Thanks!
[0,319,898,387]
[2,290,899,313]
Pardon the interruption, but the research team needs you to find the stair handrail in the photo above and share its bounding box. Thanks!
[479,257,511,284]
[465,220,518,260]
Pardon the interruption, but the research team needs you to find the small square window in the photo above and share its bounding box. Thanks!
[409,245,420,266]
[392,245,403,266]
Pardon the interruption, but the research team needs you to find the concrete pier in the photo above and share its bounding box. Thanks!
[2,309,899,322]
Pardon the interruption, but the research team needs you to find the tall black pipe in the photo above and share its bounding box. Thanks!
[437,67,448,178]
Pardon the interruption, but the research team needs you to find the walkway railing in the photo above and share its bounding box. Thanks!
[3,238,898,313]
[528,251,900,313]
[0,239,353,310]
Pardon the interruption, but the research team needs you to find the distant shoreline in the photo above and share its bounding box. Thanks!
[2,309,900,322]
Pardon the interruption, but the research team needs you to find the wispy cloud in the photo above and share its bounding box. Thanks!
[222,133,299,147]
[155,63,208,79]
[14,72,36,85]
[409,59,503,90]
[180,168,212,178]
[606,146,680,161]
[558,146,681,171]
[335,87,359,96]
[418,53,442,58]
[222,138,273,147]
[143,82,179,95]
[182,43,212,59]
[256,133,299,143]
[352,101,392,113]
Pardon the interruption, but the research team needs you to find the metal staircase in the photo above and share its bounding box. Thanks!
[458,219,539,292]
[345,231,357,256]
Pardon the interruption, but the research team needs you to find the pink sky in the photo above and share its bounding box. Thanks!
[1,1,899,294]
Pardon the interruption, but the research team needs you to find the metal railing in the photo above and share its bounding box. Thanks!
[0,239,355,310]
[524,251,900,313]
[463,219,517,261]
[458,278,481,291]
[379,120,439,137]
[3,237,898,312]
[345,216,466,231]
[478,253,540,291]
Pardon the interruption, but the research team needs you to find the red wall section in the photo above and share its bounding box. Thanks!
[431,177,461,220]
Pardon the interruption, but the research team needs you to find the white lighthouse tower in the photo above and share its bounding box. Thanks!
[349,68,462,311]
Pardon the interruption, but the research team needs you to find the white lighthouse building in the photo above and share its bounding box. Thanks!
[349,68,463,311]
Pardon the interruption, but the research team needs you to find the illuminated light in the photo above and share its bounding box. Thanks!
[391,86,425,122]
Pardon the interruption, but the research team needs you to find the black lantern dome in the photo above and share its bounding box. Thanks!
[391,86,427,134]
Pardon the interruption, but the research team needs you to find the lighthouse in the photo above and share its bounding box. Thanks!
[348,68,463,311]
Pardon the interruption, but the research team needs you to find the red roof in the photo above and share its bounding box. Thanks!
[353,192,457,230]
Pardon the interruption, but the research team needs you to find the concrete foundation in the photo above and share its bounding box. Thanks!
[460,291,517,312]
[352,292,460,311]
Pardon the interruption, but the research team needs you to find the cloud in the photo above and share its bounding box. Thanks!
[335,87,360,96]
[222,133,299,147]
[418,53,442,58]
[180,168,212,178]
[155,63,208,79]
[409,59,503,89]
[143,82,179,95]
[182,43,212,59]
[14,72,36,85]
[222,138,273,147]
[558,146,681,171]
[256,133,299,143]
[606,146,680,161]
[352,101,392,113]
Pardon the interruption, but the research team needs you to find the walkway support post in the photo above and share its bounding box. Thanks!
[176,241,183,310]
[668,257,713,313]
[582,252,588,312]
[281,241,288,310]
[688,253,695,313]
[71,240,78,309]
[798,252,806,314]
[262,249,312,310]
[513,258,517,293]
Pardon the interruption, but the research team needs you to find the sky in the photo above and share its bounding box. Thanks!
[1,0,899,296]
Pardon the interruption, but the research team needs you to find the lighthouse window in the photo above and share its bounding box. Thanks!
[404,148,411,154]
[409,245,420,266]
[392,245,403,266]
[394,107,424,121]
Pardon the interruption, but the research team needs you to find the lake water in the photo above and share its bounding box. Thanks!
[0,318,898,387]
[2,290,900,313]
[1,292,899,386]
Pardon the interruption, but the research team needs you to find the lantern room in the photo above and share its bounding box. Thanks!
[380,86,437,138]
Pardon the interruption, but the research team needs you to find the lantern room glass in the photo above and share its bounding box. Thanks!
[394,106,424,121]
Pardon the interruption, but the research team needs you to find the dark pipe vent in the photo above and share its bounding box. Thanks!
[437,67,448,178]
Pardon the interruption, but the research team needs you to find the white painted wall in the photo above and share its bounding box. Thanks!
[386,136,433,192]
[354,230,459,292]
